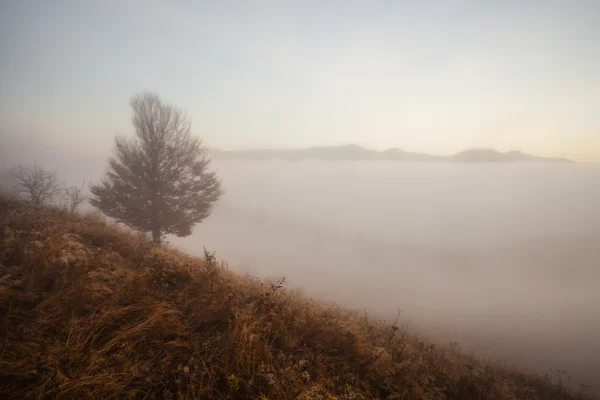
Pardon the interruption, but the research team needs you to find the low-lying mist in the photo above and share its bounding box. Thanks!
[170,160,600,388]
[2,142,599,388]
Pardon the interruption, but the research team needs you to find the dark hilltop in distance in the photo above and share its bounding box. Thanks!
[210,145,574,163]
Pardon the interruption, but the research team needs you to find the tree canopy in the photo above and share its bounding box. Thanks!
[90,92,222,242]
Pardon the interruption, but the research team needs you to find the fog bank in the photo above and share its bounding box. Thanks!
[171,160,600,387]
[2,143,599,388]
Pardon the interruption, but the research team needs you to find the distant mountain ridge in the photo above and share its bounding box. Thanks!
[210,145,574,163]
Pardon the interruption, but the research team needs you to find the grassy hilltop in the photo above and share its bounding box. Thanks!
[0,196,594,399]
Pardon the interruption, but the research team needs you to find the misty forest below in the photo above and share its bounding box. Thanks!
[2,140,599,390]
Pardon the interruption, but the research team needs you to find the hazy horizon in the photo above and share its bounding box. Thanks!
[2,1,600,162]
[2,133,597,165]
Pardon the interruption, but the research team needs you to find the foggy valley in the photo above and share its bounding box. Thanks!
[2,141,599,388]
[2,1,600,398]
[175,159,600,387]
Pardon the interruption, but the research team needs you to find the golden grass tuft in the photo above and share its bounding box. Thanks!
[0,196,596,399]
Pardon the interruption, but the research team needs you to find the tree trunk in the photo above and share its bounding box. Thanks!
[152,228,161,243]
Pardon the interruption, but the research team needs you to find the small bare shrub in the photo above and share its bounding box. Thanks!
[8,163,62,206]
[61,180,89,214]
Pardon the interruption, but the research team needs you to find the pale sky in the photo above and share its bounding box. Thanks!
[1,0,599,161]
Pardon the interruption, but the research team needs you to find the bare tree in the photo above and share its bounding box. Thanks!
[9,164,62,206]
[90,92,223,243]
[62,181,89,214]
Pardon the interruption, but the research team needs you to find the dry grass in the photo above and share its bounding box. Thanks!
[0,195,595,399]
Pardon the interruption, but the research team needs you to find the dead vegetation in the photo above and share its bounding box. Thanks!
[0,196,595,399]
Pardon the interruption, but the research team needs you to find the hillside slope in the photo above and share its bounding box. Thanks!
[0,197,594,399]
